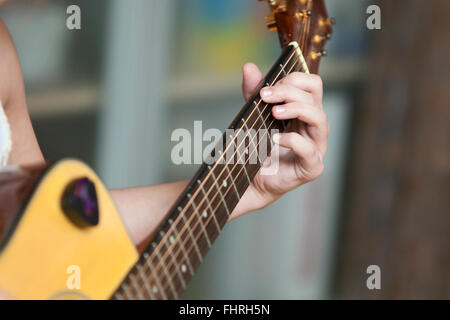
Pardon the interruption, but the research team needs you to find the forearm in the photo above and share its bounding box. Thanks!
[110,180,262,248]
[111,181,189,247]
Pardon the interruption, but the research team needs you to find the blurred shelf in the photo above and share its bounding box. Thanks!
[28,82,101,118]
[166,58,365,104]
[26,59,364,117]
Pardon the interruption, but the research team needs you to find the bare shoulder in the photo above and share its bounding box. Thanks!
[0,18,43,165]
[0,18,25,108]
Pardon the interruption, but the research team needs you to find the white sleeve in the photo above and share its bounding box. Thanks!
[0,101,12,168]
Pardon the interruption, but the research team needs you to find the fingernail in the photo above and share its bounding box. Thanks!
[272,133,280,144]
[261,87,273,97]
[274,106,286,114]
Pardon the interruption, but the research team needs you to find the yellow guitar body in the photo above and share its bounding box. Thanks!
[0,160,138,300]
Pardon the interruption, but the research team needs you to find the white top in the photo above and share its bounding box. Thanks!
[0,101,12,167]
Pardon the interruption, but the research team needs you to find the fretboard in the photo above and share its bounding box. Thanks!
[112,42,308,300]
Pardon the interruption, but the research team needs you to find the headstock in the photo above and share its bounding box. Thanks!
[259,0,334,74]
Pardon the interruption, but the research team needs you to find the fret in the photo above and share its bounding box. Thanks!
[148,260,168,300]
[190,197,212,248]
[254,101,269,132]
[224,164,241,201]
[122,283,134,300]
[138,266,155,299]
[170,211,203,273]
[208,166,231,216]
[180,209,203,262]
[154,250,178,299]
[280,63,287,76]
[162,235,187,290]
[168,223,195,276]
[242,122,263,166]
[129,274,145,300]
[243,165,251,184]
[197,180,221,232]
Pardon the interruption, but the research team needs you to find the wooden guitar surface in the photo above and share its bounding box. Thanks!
[0,160,138,299]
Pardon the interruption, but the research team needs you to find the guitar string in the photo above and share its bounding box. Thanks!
[114,47,301,300]
[128,12,322,298]
[134,104,286,299]
[126,54,306,300]
[122,36,313,299]
[119,56,300,300]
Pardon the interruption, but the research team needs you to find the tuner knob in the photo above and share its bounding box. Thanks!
[312,50,328,60]
[258,0,277,7]
[314,34,332,43]
[327,17,336,25]
[265,13,277,32]
[296,9,313,20]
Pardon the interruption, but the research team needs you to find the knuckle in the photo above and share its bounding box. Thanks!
[318,110,328,127]
[315,160,325,177]
[274,84,287,97]
[285,132,298,144]
[320,110,328,123]
[310,74,323,90]
[282,72,301,85]
[303,143,316,158]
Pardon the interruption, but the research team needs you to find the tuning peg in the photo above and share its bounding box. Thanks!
[314,33,332,43]
[258,0,278,6]
[296,9,313,20]
[312,50,328,60]
[265,13,277,32]
[327,17,336,25]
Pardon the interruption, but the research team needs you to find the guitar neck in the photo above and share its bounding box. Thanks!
[112,42,308,300]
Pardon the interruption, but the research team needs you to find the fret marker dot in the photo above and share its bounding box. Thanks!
[169,235,175,244]
[203,210,208,218]
[245,148,249,155]
[187,193,191,198]
[160,231,165,237]
[197,179,201,184]
[181,264,187,273]
[143,253,149,259]
[152,242,156,248]
[177,206,182,212]
[168,219,173,224]
[223,181,227,188]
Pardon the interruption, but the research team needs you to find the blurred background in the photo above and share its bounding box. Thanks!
[1,0,449,299]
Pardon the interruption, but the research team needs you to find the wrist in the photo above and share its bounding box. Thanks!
[229,184,275,221]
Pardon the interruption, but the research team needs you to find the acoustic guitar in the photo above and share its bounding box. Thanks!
[0,0,333,300]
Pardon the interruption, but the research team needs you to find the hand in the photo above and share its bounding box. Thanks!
[231,63,329,219]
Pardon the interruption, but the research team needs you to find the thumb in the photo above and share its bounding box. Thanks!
[242,63,263,102]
